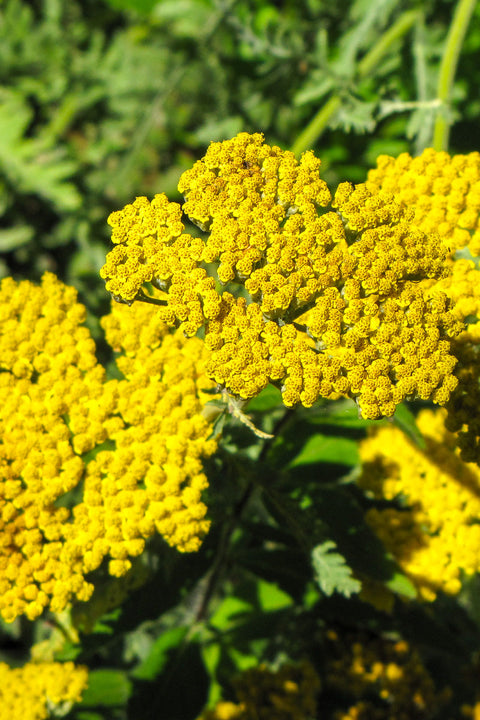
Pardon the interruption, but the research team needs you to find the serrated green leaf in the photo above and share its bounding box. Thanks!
[311,541,361,598]
[0,89,81,211]
[331,99,377,133]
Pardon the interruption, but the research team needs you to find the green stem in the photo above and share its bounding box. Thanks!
[432,0,477,152]
[291,9,420,156]
[135,290,167,307]
[291,96,342,158]
[193,407,293,622]
[356,9,419,78]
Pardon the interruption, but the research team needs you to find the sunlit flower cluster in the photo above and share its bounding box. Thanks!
[0,660,88,720]
[358,408,480,600]
[198,661,320,720]
[101,133,462,419]
[426,259,480,463]
[0,274,217,622]
[367,150,480,456]
[76,295,217,570]
[326,631,449,720]
[445,337,480,463]
[0,273,105,620]
[433,257,480,323]
[366,147,480,257]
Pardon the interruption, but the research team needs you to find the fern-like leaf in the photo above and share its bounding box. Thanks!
[311,541,361,598]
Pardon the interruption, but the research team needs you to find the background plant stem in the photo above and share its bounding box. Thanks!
[433,0,477,151]
[291,9,420,156]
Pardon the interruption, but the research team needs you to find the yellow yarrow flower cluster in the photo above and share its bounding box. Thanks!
[366,147,480,257]
[358,409,480,600]
[365,149,480,447]
[423,258,480,463]
[444,337,480,463]
[198,661,320,720]
[101,133,462,419]
[76,295,217,573]
[0,274,217,622]
[433,258,480,324]
[0,660,88,720]
[326,632,448,720]
[0,273,106,621]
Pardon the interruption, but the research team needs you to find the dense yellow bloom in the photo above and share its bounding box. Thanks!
[0,661,88,720]
[363,149,480,448]
[358,409,480,600]
[366,147,480,257]
[433,258,480,322]
[101,133,462,419]
[71,295,217,572]
[0,274,217,622]
[0,273,105,621]
[424,259,480,462]
[326,632,449,720]
[445,337,480,463]
[361,153,480,459]
[198,661,320,720]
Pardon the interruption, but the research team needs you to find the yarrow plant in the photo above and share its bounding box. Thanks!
[3,132,480,719]
[100,133,469,421]
[0,273,217,623]
[3,0,480,714]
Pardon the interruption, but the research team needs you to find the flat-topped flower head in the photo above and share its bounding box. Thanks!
[101,134,463,419]
[422,259,480,463]
[366,147,480,257]
[0,275,218,622]
[358,408,480,600]
[0,661,88,720]
[74,296,218,573]
[0,274,108,621]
